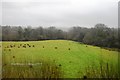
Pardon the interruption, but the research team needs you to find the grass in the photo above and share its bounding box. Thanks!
[1,40,119,78]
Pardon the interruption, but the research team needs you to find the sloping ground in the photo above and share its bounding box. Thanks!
[2,40,119,78]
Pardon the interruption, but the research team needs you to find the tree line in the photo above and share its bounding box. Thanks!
[0,23,119,48]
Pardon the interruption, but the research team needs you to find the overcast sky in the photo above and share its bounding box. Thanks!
[1,0,119,28]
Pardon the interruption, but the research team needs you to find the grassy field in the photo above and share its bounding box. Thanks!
[1,40,119,78]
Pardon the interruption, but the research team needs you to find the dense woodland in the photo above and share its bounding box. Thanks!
[0,23,119,48]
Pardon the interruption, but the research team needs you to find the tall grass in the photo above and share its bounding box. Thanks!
[80,62,119,78]
[2,60,62,78]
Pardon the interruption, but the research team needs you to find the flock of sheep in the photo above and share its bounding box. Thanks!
[3,43,72,52]
[3,43,35,51]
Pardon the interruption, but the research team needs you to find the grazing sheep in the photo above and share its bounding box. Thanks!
[10,45,13,48]
[27,44,30,46]
[68,48,71,50]
[23,46,26,48]
[55,47,57,49]
[43,46,44,48]
[13,56,15,58]
[59,64,61,67]
[9,49,11,51]
[13,45,15,47]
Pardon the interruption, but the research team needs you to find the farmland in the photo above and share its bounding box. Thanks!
[1,40,119,78]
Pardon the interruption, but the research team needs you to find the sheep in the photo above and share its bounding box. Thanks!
[59,64,61,67]
[20,44,22,46]
[10,45,13,48]
[43,46,44,48]
[9,49,11,51]
[27,44,30,46]
[68,48,71,50]
[13,45,15,47]
[13,56,15,58]
[7,46,9,48]
[33,45,35,47]
[23,46,26,48]
[55,47,57,49]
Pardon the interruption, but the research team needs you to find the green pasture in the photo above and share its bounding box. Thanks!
[1,40,119,78]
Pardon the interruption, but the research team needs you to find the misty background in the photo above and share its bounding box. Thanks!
[0,0,119,48]
[1,0,119,29]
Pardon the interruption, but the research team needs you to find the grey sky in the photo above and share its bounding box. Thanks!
[1,0,119,28]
